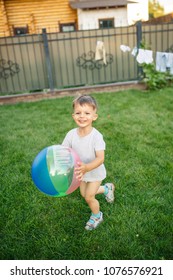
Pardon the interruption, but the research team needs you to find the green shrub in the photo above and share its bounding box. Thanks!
[138,40,173,90]
[140,63,173,90]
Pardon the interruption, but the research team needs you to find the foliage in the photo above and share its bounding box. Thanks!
[140,63,173,90]
[0,89,173,260]
[149,0,164,19]
[138,39,173,90]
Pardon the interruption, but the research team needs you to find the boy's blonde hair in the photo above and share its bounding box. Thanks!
[72,95,98,111]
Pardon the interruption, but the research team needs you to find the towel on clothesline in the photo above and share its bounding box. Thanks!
[156,52,173,74]
[120,46,153,64]
[136,49,153,64]
[95,41,107,65]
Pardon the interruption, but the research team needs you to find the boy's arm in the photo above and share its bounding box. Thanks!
[75,150,104,181]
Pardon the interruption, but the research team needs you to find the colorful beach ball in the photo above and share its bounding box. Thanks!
[31,145,80,197]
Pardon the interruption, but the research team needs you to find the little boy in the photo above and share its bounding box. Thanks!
[62,95,115,230]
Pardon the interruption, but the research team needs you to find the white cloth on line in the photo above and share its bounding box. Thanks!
[95,41,107,65]
[131,46,138,57]
[156,52,173,74]
[120,45,131,52]
[136,49,153,64]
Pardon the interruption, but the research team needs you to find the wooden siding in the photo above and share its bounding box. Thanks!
[0,0,10,36]
[0,0,77,37]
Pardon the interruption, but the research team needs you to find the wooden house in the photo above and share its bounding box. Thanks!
[0,0,77,37]
[0,0,148,37]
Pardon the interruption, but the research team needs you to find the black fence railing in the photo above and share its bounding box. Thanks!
[0,22,173,95]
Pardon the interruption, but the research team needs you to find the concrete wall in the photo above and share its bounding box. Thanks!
[77,0,149,30]
[77,7,128,30]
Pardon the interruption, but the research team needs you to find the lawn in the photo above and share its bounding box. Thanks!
[0,88,173,260]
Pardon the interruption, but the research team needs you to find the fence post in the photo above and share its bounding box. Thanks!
[42,28,54,91]
[136,21,143,79]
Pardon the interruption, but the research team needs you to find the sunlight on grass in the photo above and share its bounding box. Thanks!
[0,88,173,260]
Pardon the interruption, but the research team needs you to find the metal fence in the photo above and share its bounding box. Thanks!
[0,21,173,95]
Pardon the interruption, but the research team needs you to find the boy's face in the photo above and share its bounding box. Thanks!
[72,103,98,128]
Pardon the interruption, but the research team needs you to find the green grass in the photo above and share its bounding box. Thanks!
[0,88,173,260]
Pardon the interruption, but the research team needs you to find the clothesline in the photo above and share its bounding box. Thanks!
[120,44,173,74]
[94,41,173,74]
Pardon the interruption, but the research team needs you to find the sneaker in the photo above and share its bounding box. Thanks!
[85,212,103,231]
[104,183,115,203]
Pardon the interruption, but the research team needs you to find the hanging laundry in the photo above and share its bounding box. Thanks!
[95,41,107,65]
[136,49,153,64]
[120,45,131,52]
[156,52,173,74]
[131,46,138,57]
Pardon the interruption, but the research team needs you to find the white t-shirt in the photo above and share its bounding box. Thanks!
[62,127,106,182]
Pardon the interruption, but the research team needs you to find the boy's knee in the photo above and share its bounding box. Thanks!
[85,195,93,204]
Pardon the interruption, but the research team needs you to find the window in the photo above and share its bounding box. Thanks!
[99,18,114,29]
[59,23,76,32]
[13,26,29,36]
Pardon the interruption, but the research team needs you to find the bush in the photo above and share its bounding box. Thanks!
[140,63,173,90]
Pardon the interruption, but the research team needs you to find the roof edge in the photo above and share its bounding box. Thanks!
[69,1,130,10]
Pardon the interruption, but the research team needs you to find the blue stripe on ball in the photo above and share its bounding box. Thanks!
[31,147,59,196]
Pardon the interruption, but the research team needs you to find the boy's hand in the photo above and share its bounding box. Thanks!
[75,162,88,181]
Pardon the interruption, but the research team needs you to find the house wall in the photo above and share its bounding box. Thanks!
[0,0,77,36]
[77,8,128,30]
[0,0,10,36]
[77,0,149,30]
[0,0,149,37]
[127,0,148,25]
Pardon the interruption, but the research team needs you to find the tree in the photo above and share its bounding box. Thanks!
[149,0,164,19]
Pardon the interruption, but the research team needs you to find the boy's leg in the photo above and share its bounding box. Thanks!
[96,183,115,203]
[104,183,115,203]
[96,185,105,195]
[84,181,103,230]
[84,181,101,214]
[79,181,87,198]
